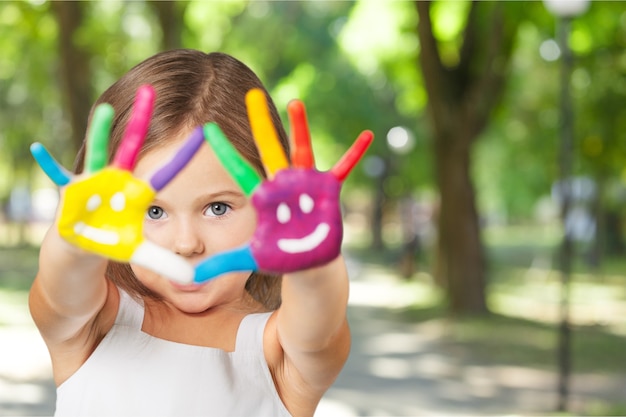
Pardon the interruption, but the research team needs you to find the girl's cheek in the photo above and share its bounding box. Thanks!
[142,221,171,246]
[236,206,258,240]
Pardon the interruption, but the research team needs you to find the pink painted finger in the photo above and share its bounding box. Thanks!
[113,85,156,171]
[330,130,374,182]
[287,100,314,169]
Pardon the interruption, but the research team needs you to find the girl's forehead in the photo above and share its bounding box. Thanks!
[148,152,245,205]
[134,137,188,172]
[135,136,234,185]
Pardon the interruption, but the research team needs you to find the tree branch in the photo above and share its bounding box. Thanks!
[464,3,520,138]
[414,0,453,136]
[147,1,187,51]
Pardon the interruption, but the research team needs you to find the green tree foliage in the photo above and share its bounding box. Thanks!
[477,2,626,219]
[0,2,62,197]
[2,0,626,314]
[190,1,419,178]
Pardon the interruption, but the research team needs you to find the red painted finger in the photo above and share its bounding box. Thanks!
[287,100,314,169]
[330,130,374,182]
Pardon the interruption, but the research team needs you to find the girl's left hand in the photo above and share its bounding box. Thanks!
[195,89,373,283]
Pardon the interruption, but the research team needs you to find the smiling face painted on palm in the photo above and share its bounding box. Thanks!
[251,169,342,273]
[58,169,156,261]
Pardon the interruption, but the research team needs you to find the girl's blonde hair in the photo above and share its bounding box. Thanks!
[73,50,287,310]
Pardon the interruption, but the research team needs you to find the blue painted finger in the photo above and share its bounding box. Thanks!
[30,143,71,186]
[194,245,258,283]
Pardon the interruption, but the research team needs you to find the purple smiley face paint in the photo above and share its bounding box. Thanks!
[250,169,342,272]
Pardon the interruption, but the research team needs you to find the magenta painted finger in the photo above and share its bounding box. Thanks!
[113,85,156,171]
[149,127,205,191]
[331,130,374,181]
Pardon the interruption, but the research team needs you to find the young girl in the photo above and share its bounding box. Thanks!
[29,49,355,416]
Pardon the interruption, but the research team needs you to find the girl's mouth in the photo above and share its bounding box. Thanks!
[170,281,206,292]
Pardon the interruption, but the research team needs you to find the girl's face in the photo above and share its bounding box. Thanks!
[131,129,258,313]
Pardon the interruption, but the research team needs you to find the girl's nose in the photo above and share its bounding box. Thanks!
[173,222,205,257]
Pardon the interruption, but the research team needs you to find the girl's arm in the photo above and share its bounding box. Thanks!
[29,223,111,346]
[276,255,350,379]
[29,221,119,387]
[264,256,351,416]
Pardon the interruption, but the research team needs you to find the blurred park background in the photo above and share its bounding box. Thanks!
[1,0,626,415]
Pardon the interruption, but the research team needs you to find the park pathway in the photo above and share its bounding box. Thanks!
[1,258,624,416]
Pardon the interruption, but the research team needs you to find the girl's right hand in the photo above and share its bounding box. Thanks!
[30,85,203,284]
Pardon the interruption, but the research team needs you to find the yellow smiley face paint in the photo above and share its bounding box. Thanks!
[58,168,155,261]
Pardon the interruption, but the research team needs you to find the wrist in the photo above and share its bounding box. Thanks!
[285,254,344,280]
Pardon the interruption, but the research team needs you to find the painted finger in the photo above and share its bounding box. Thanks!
[149,126,205,191]
[131,240,195,284]
[194,245,257,283]
[113,85,155,171]
[85,104,114,174]
[245,88,289,178]
[330,130,374,182]
[203,123,262,196]
[30,143,71,186]
[287,100,315,169]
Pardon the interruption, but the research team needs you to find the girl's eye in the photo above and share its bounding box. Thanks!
[206,202,230,217]
[146,206,166,220]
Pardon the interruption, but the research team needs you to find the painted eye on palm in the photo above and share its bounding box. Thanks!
[30,85,204,284]
[195,89,374,283]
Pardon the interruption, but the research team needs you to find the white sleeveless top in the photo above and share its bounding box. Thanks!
[55,289,291,417]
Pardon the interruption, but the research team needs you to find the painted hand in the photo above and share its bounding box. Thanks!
[195,89,373,283]
[30,85,204,284]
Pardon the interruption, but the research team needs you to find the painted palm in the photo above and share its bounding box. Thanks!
[30,86,203,284]
[195,89,373,283]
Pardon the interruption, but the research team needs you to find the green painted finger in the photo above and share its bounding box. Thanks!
[85,103,115,174]
[203,122,262,196]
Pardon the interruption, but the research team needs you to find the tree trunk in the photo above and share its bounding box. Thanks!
[50,1,92,154]
[435,133,487,312]
[148,1,187,51]
[415,1,522,314]
[370,158,389,251]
